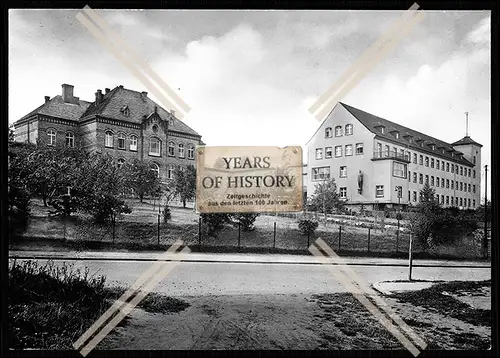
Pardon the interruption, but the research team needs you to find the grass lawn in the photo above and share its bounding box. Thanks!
[8,259,190,349]
[12,198,484,260]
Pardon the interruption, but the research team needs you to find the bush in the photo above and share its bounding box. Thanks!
[231,213,259,231]
[298,219,319,237]
[162,204,171,225]
[201,213,230,236]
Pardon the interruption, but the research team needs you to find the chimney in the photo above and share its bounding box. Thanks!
[118,85,124,89]
[141,91,148,99]
[95,89,103,105]
[62,84,74,103]
[105,88,110,94]
[44,96,50,103]
[170,109,176,117]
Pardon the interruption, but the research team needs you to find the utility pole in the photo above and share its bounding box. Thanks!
[484,165,488,258]
[395,186,401,252]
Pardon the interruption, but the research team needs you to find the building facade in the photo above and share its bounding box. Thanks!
[13,84,204,184]
[306,102,482,211]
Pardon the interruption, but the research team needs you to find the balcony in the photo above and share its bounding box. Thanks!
[372,150,410,163]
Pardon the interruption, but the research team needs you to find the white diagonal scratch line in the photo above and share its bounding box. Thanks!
[315,238,427,350]
[309,3,425,122]
[73,240,184,350]
[309,238,426,356]
[75,7,190,119]
[78,246,191,356]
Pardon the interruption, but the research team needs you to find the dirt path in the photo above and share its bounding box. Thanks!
[97,291,490,350]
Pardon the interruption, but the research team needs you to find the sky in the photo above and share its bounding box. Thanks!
[8,9,491,201]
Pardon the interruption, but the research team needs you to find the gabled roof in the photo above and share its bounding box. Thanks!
[18,95,92,122]
[81,86,200,137]
[339,102,475,166]
[451,136,483,148]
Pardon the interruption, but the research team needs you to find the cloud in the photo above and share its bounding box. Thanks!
[465,16,490,45]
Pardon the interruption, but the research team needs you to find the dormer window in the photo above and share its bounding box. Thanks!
[380,127,385,134]
[169,118,174,126]
[395,132,399,139]
[120,105,130,117]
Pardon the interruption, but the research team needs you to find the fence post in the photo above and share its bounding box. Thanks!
[367,227,371,253]
[238,221,241,249]
[273,222,276,249]
[338,226,342,251]
[157,214,160,246]
[198,217,202,247]
[408,231,414,281]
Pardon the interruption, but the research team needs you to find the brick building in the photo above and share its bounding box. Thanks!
[12,84,204,185]
[306,102,482,211]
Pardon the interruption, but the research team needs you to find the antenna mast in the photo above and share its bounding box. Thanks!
[465,111,469,136]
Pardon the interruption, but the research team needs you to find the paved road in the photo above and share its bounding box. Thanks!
[10,255,491,297]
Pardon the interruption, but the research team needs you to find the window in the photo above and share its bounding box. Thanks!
[451,181,454,190]
[380,127,385,134]
[399,149,404,158]
[169,118,174,126]
[413,172,417,183]
[419,155,423,165]
[130,135,138,151]
[345,144,353,156]
[66,132,74,148]
[455,164,459,173]
[473,170,476,178]
[413,191,417,202]
[47,129,56,146]
[393,162,407,178]
[460,166,463,176]
[339,166,347,178]
[152,124,159,133]
[117,158,125,168]
[335,146,342,157]
[425,175,429,184]
[468,198,471,208]
[375,185,384,198]
[178,143,185,158]
[460,198,463,207]
[312,167,330,181]
[167,165,174,179]
[340,187,347,199]
[446,163,450,172]
[168,141,175,156]
[325,147,332,158]
[120,105,130,117]
[436,176,439,187]
[468,183,471,192]
[441,178,444,187]
[473,185,476,193]
[446,179,450,188]
[376,143,382,155]
[446,196,449,205]
[455,180,458,189]
[451,164,454,173]
[316,148,323,160]
[419,174,423,184]
[325,127,332,138]
[355,143,364,155]
[150,162,160,178]
[473,199,476,207]
[408,190,410,201]
[468,168,471,177]
[460,182,463,191]
[393,147,397,155]
[118,133,125,149]
[473,156,476,164]
[425,156,429,167]
[441,195,444,205]
[431,176,434,186]
[408,171,411,181]
[335,126,342,137]
[105,131,113,148]
[431,158,434,168]
[436,159,439,169]
[455,197,459,206]
[385,145,390,157]
[413,153,417,164]
[441,161,445,170]
[188,145,195,159]
[395,132,400,139]
[149,137,161,156]
[345,124,353,135]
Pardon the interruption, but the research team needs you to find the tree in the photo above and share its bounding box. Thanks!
[410,182,441,250]
[200,213,231,236]
[122,159,162,202]
[230,213,259,231]
[307,178,344,214]
[8,126,15,142]
[72,153,131,223]
[173,165,196,208]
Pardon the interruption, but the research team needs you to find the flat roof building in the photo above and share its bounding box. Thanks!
[306,102,482,211]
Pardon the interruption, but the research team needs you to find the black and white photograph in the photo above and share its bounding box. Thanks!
[6,4,493,354]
